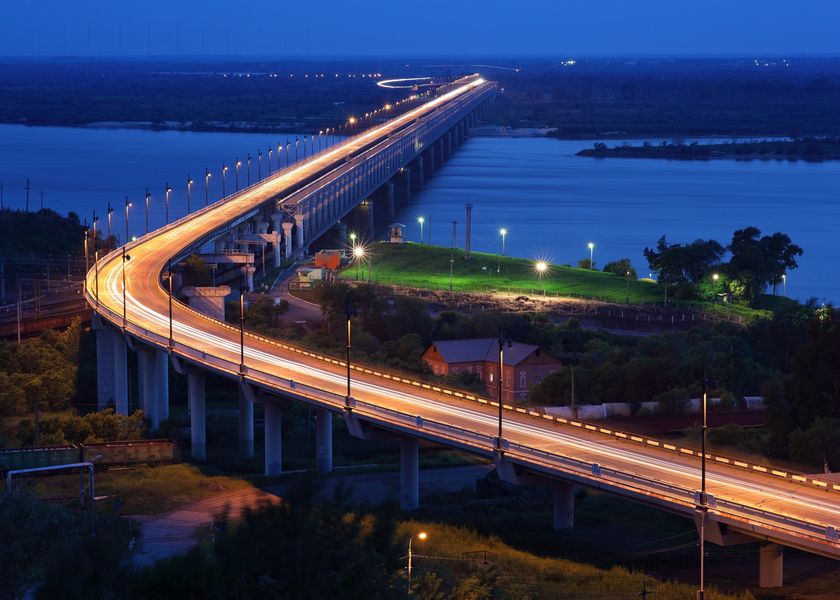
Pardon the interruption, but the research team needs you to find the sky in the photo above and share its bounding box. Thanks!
[0,0,838,58]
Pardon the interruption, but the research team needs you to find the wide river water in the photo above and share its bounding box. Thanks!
[0,125,837,302]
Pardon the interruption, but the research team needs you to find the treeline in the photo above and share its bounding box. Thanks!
[579,137,840,160]
[0,208,88,255]
[644,226,802,305]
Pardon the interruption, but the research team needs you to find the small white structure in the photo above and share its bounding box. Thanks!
[296,267,323,288]
[388,223,406,244]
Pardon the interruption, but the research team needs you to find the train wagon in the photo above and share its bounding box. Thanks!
[0,445,79,474]
[81,439,179,468]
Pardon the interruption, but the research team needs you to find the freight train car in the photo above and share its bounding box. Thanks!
[0,439,178,474]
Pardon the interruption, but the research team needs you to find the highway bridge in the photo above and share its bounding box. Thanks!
[84,76,839,589]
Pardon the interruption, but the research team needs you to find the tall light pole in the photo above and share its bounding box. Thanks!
[698,367,709,600]
[121,248,131,331]
[498,228,507,273]
[588,242,595,270]
[345,297,355,409]
[407,532,428,598]
[167,259,174,349]
[353,245,365,281]
[286,140,291,167]
[257,150,262,180]
[294,138,299,163]
[267,147,272,176]
[782,273,786,296]
[205,169,211,206]
[239,271,246,375]
[712,273,720,303]
[144,188,151,234]
[186,175,193,214]
[92,212,99,308]
[235,158,241,192]
[106,202,113,252]
[246,154,252,186]
[164,184,172,225]
[418,216,425,244]
[449,221,457,291]
[626,271,631,304]
[318,130,323,152]
[535,260,547,292]
[222,163,228,197]
[277,142,283,170]
[124,196,132,244]
[497,328,511,451]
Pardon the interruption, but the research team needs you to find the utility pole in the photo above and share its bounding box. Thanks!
[464,202,473,260]
[449,221,457,291]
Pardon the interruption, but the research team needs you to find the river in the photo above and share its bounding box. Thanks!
[0,125,837,301]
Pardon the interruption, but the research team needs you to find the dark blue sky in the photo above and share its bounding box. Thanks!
[1,0,837,57]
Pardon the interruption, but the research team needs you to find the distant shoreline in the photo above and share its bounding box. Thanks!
[576,138,840,162]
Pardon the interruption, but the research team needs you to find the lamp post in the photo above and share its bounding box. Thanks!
[535,260,547,292]
[267,147,272,176]
[235,158,241,192]
[167,259,173,349]
[318,130,323,152]
[205,169,211,206]
[782,273,786,296]
[294,138,299,163]
[246,154,252,186]
[106,202,113,252]
[712,273,719,303]
[222,163,228,197]
[257,150,262,180]
[124,196,132,245]
[92,211,99,308]
[418,216,424,244]
[186,175,193,214]
[121,247,130,331]
[286,140,291,167]
[626,270,631,304]
[407,531,428,598]
[277,142,283,170]
[697,367,709,600]
[144,188,151,234]
[498,228,507,272]
[497,328,511,451]
[165,184,172,225]
[588,242,595,270]
[353,245,365,281]
[239,271,246,375]
[345,297,355,409]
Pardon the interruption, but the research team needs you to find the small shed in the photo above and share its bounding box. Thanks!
[388,223,407,244]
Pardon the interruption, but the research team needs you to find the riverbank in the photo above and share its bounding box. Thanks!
[577,138,840,161]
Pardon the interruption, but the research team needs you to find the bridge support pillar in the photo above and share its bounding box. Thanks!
[315,409,333,473]
[182,286,230,321]
[156,350,169,423]
[245,266,256,292]
[94,319,116,409]
[552,481,575,530]
[238,387,254,459]
[294,214,306,254]
[385,181,395,222]
[265,402,282,476]
[282,222,294,259]
[271,213,285,265]
[113,333,128,415]
[188,371,206,462]
[400,437,419,511]
[759,543,783,588]
[139,349,159,430]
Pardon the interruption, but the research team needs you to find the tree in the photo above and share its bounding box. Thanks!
[643,236,725,296]
[602,258,637,279]
[727,227,802,302]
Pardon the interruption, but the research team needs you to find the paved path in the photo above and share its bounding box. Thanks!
[130,465,491,566]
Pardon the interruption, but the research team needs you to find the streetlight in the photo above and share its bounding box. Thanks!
[246,154,252,186]
[625,270,631,304]
[267,147,273,176]
[535,260,547,291]
[124,196,132,245]
[222,163,228,197]
[782,273,786,296]
[712,273,720,303]
[418,216,425,244]
[106,202,113,252]
[697,367,710,600]
[498,228,507,273]
[587,242,595,270]
[496,328,512,452]
[144,188,151,234]
[257,150,262,180]
[122,248,131,331]
[92,211,99,308]
[204,169,211,206]
[239,270,246,375]
[164,183,172,225]
[318,130,323,152]
[345,297,356,410]
[235,158,241,192]
[294,138,300,163]
[286,140,291,167]
[186,175,193,214]
[407,532,428,598]
[167,259,174,349]
[353,245,365,280]
[349,232,357,245]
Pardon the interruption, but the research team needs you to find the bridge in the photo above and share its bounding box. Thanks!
[83,76,839,590]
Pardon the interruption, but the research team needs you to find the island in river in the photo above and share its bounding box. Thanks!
[576,137,840,161]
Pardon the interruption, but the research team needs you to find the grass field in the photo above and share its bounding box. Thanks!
[341,242,664,304]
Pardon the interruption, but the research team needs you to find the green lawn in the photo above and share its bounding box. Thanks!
[342,242,666,304]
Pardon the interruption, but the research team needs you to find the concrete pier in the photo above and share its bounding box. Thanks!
[188,371,206,461]
[95,323,116,409]
[139,349,158,429]
[400,437,419,510]
[113,333,128,415]
[294,213,305,253]
[759,543,783,588]
[182,286,231,321]
[155,350,169,423]
[315,409,333,473]
[271,214,284,264]
[239,388,254,459]
[282,222,293,258]
[552,481,575,530]
[265,402,283,476]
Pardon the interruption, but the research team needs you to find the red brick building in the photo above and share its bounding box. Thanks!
[422,339,562,403]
